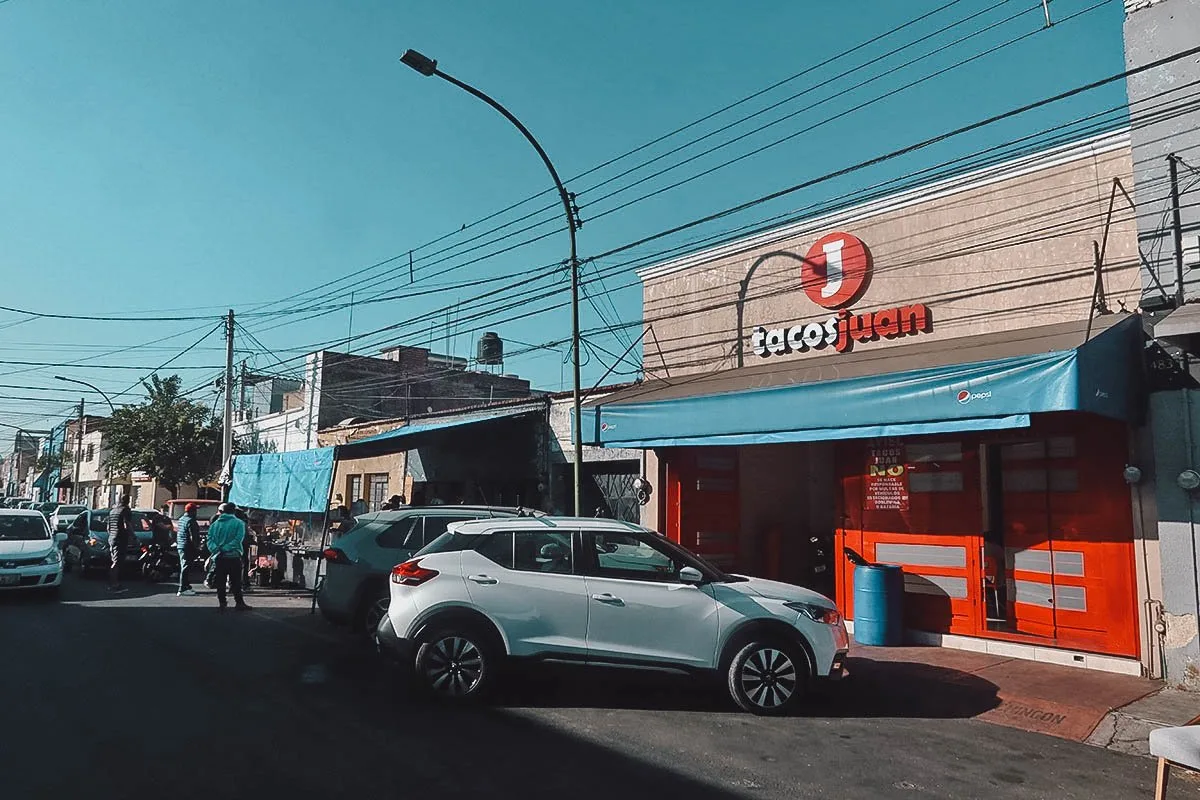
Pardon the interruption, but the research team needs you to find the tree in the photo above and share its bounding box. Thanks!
[234,422,278,456]
[103,374,223,498]
[34,449,64,473]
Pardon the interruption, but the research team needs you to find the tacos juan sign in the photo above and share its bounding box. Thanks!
[751,232,932,357]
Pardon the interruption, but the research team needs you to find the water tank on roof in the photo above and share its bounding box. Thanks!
[477,332,504,365]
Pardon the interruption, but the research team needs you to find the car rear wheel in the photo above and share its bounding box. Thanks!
[362,596,389,644]
[726,638,809,716]
[414,627,494,702]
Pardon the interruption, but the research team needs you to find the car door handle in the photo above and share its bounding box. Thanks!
[467,574,498,585]
[591,593,624,605]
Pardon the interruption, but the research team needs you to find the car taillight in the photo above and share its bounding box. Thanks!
[322,548,350,564]
[391,559,438,586]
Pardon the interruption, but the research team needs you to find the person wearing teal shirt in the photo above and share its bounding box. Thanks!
[207,503,250,611]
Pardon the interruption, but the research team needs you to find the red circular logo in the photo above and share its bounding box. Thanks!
[801,232,871,309]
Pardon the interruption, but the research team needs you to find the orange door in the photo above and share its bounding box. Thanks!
[999,440,1058,640]
[837,437,985,637]
[664,448,741,573]
[998,418,1139,657]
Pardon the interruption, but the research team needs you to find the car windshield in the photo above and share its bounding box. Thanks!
[0,515,49,540]
[57,506,86,517]
[86,511,156,534]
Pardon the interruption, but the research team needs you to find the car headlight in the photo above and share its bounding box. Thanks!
[785,601,842,625]
[41,550,62,566]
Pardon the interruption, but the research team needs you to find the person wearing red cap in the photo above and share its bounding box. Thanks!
[175,502,201,597]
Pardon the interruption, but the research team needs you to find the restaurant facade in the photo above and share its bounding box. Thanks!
[581,130,1165,676]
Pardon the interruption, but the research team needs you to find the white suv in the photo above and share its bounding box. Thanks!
[376,517,849,715]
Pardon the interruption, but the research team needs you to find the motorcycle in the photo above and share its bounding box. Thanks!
[139,541,177,583]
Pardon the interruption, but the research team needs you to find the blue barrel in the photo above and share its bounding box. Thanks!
[853,564,904,646]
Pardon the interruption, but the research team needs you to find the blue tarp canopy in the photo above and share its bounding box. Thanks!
[581,315,1143,449]
[228,447,336,513]
[338,403,544,452]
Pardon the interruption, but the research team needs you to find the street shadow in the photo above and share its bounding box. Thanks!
[0,578,751,800]
[807,656,1002,719]
[476,656,1000,720]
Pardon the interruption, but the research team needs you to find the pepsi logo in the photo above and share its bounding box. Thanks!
[956,390,992,405]
[801,232,871,310]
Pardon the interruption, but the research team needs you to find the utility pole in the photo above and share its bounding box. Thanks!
[73,399,84,504]
[222,310,235,500]
[1169,154,1187,308]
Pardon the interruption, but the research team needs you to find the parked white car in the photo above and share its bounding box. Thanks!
[50,505,87,534]
[375,517,849,715]
[0,509,66,596]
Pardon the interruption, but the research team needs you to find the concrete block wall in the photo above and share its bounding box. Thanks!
[1148,390,1200,687]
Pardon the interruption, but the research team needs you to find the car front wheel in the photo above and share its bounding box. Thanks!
[726,638,810,716]
[414,627,493,702]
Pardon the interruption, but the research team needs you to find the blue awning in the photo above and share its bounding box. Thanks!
[32,468,53,491]
[338,403,545,452]
[228,448,336,513]
[582,315,1143,448]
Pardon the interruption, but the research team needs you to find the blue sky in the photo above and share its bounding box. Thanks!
[0,0,1129,436]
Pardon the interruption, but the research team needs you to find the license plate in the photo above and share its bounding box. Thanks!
[0,574,18,586]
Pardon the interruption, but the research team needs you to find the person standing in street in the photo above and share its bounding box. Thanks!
[106,495,132,594]
[176,503,200,597]
[206,503,251,611]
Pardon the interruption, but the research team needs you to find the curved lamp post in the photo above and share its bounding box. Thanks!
[400,48,584,516]
[54,375,116,414]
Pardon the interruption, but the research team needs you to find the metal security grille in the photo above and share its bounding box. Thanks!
[587,465,640,523]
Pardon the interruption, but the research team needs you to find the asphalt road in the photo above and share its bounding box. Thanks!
[0,574,1162,800]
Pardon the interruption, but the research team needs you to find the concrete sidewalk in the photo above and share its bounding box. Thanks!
[848,642,1200,757]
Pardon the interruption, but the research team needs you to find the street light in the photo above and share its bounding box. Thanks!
[53,376,116,415]
[400,48,585,517]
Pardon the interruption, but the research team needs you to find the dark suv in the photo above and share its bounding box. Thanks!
[316,506,530,637]
[63,508,174,576]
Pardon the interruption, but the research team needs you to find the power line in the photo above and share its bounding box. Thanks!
[232,0,979,320]
[236,0,1118,355]
[0,305,222,323]
[221,73,1199,386]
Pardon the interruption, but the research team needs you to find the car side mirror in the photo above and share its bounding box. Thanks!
[54,532,67,546]
[679,566,704,584]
